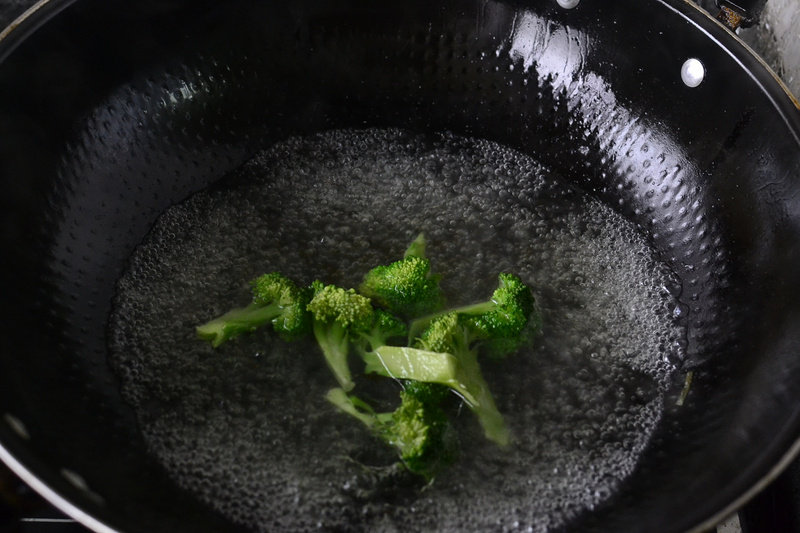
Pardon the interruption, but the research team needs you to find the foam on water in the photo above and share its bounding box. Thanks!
[108,129,684,532]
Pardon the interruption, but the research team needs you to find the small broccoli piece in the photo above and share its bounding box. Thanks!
[353,309,408,355]
[359,234,444,319]
[402,232,427,259]
[417,313,511,445]
[326,382,456,480]
[409,273,537,355]
[325,387,380,429]
[307,283,374,391]
[197,272,311,347]
[384,385,456,479]
[402,379,451,405]
[463,273,536,355]
[362,346,464,393]
[366,312,512,446]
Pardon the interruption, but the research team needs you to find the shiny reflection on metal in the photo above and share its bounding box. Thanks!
[60,468,89,491]
[0,0,77,63]
[3,413,30,440]
[670,0,800,109]
[681,58,706,87]
[0,0,51,41]
[21,518,77,523]
[688,435,800,533]
[663,6,800,531]
[505,10,590,79]
[499,3,726,371]
[556,0,580,9]
[0,442,117,533]
[60,468,105,505]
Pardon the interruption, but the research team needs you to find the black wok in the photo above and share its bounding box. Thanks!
[1,0,799,531]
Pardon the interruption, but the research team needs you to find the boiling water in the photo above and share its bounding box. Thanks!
[108,129,684,532]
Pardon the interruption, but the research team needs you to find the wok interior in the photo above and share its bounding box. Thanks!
[1,0,799,531]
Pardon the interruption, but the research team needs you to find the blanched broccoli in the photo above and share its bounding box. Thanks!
[417,312,512,445]
[386,384,456,478]
[196,272,312,347]
[362,346,462,391]
[401,378,451,404]
[359,233,444,319]
[353,309,408,355]
[365,312,511,446]
[196,234,539,481]
[306,282,374,391]
[402,232,427,260]
[365,274,537,445]
[461,272,537,357]
[326,381,456,480]
[408,272,537,354]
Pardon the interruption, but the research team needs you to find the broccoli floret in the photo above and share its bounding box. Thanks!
[353,309,407,355]
[196,272,311,347]
[307,283,374,391]
[402,379,451,405]
[385,385,456,479]
[462,273,537,357]
[326,382,456,480]
[365,312,512,446]
[409,273,537,356]
[359,234,444,319]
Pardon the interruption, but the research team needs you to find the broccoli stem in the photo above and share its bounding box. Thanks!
[196,302,281,347]
[408,301,496,342]
[327,386,452,480]
[363,347,466,397]
[326,388,381,428]
[365,346,510,446]
[403,233,427,259]
[454,348,510,447]
[312,320,355,391]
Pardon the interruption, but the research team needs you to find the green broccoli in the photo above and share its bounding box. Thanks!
[362,346,462,392]
[364,312,510,446]
[361,274,536,446]
[196,272,312,347]
[402,232,427,260]
[408,272,537,353]
[326,381,456,480]
[195,236,539,481]
[386,384,456,478]
[353,309,408,355]
[306,282,374,391]
[401,378,451,405]
[359,233,444,319]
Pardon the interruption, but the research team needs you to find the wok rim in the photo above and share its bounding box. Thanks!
[0,439,119,533]
[687,437,800,533]
[0,0,798,532]
[0,0,76,62]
